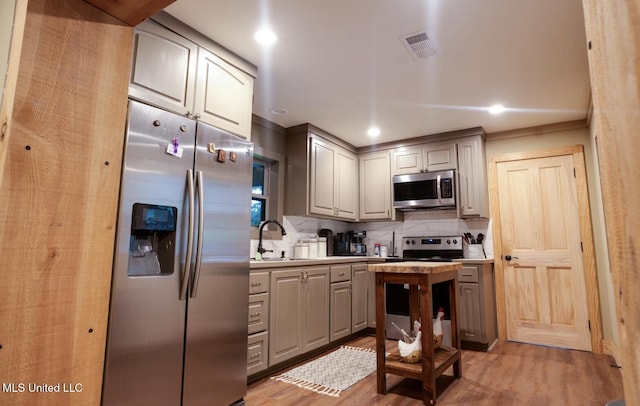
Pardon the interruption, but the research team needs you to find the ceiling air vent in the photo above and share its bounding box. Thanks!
[400,31,440,60]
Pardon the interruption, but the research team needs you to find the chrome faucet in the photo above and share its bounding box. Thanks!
[257,219,287,255]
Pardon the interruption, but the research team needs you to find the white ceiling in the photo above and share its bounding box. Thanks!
[165,0,591,147]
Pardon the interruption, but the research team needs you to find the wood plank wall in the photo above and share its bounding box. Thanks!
[582,1,640,404]
[0,0,132,404]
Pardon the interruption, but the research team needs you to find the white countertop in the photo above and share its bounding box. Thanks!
[250,256,493,269]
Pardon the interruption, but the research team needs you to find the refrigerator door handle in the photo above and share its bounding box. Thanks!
[180,169,196,300]
[191,170,205,298]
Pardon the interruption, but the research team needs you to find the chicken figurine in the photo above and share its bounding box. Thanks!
[433,307,445,349]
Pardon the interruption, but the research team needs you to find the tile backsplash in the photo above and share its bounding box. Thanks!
[250,210,494,259]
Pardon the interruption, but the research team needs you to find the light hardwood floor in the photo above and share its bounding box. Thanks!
[246,335,624,405]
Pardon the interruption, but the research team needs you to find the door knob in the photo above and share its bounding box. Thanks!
[505,255,519,261]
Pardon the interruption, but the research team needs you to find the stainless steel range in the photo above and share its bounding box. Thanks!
[402,235,463,261]
[385,235,463,341]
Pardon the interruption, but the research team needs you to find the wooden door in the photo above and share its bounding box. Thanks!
[494,151,596,351]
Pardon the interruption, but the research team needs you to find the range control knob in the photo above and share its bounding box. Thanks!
[406,240,411,245]
[446,239,451,244]
[453,239,457,244]
[411,240,416,245]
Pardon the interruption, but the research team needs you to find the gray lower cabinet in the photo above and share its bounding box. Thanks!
[269,266,330,366]
[458,263,497,351]
[247,331,269,375]
[248,272,270,374]
[330,281,352,341]
[330,264,352,341]
[351,263,368,332]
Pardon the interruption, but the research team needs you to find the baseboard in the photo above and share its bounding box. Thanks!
[602,339,621,366]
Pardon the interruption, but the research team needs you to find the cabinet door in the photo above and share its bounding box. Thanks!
[367,270,376,328]
[194,47,254,140]
[302,267,330,352]
[351,264,368,332]
[248,293,269,335]
[359,152,391,220]
[309,137,336,217]
[457,136,489,217]
[423,141,457,171]
[335,148,358,220]
[330,281,352,341]
[459,282,483,343]
[247,331,269,375]
[269,269,303,365]
[391,146,423,175]
[129,19,197,116]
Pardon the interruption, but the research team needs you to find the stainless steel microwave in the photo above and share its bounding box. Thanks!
[392,169,456,210]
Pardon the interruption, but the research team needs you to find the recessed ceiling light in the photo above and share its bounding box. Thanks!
[367,127,381,137]
[269,108,288,115]
[488,104,506,115]
[254,28,277,46]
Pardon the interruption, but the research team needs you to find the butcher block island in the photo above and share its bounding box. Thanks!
[369,261,463,406]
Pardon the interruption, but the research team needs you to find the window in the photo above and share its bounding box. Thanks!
[251,160,269,227]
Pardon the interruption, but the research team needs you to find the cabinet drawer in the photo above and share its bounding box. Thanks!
[330,265,351,282]
[247,331,269,375]
[248,293,269,334]
[249,272,269,294]
[458,266,479,283]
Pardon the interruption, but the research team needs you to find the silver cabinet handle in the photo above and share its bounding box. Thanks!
[251,282,262,287]
[339,272,345,276]
[191,170,205,298]
[249,352,261,359]
[180,170,195,300]
[250,312,262,318]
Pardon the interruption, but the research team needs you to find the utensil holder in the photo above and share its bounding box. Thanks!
[464,244,485,259]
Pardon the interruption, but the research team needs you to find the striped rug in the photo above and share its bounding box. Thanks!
[271,346,377,397]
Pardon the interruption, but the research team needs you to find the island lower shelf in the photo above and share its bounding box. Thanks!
[385,347,461,381]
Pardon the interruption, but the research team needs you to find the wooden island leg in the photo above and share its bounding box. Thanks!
[448,278,462,378]
[375,273,387,394]
[420,274,436,405]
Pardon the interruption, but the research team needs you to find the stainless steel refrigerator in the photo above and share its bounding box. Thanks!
[103,99,253,405]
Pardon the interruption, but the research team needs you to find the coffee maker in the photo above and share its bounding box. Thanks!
[334,231,367,256]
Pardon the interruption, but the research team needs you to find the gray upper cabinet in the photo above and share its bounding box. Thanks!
[359,151,393,221]
[129,14,256,140]
[423,141,458,172]
[129,19,197,116]
[456,135,489,218]
[286,125,359,221]
[391,140,457,175]
[194,48,254,139]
